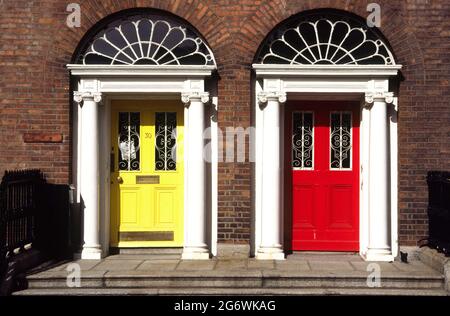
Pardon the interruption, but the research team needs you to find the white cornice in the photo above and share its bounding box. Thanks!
[252,64,402,77]
[67,64,216,77]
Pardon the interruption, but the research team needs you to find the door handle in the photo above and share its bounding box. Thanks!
[117,176,124,184]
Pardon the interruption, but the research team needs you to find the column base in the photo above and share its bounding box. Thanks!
[217,243,250,259]
[362,249,394,262]
[182,247,210,260]
[80,246,103,260]
[256,248,285,260]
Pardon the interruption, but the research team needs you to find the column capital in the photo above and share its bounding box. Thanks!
[74,91,102,104]
[181,91,210,105]
[257,91,287,104]
[365,91,394,104]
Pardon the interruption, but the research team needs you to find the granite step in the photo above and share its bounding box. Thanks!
[13,253,448,296]
[13,287,448,296]
[20,269,445,292]
[90,248,183,261]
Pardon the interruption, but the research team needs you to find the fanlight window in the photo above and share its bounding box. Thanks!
[257,13,395,65]
[77,16,215,66]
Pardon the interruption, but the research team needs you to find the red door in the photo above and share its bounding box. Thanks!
[287,101,359,251]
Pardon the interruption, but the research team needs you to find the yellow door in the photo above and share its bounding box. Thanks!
[110,100,184,247]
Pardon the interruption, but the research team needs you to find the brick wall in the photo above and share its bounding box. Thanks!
[0,0,448,246]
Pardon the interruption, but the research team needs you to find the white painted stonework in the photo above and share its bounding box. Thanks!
[253,64,402,261]
[69,62,402,262]
[69,65,217,260]
[73,91,102,260]
[181,91,210,260]
[256,91,286,260]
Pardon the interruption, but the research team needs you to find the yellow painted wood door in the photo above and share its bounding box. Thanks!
[110,100,184,247]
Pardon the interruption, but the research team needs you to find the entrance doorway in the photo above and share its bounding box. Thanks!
[110,100,184,248]
[286,101,360,251]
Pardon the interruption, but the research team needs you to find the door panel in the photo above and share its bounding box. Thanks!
[154,188,176,225]
[121,190,139,224]
[288,101,359,251]
[328,185,353,229]
[293,185,316,229]
[110,100,184,247]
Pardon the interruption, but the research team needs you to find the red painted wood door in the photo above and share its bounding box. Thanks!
[288,102,359,251]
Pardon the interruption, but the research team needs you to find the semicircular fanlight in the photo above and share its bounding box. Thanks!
[260,17,395,65]
[80,18,215,66]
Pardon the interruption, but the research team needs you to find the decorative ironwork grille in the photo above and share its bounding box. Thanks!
[257,13,395,65]
[330,112,352,170]
[78,17,215,66]
[118,112,140,171]
[155,112,177,171]
[292,112,314,169]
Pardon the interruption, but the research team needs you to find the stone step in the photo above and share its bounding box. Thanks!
[13,287,449,296]
[110,248,183,255]
[23,270,445,291]
[104,254,182,260]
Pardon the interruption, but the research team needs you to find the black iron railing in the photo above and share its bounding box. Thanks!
[426,171,450,256]
[0,170,46,260]
[0,169,73,295]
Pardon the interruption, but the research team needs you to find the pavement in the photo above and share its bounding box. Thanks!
[32,252,440,275]
[14,252,447,296]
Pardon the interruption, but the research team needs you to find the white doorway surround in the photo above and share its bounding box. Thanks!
[253,64,402,261]
[68,65,218,260]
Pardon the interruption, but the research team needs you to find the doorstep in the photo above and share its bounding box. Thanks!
[12,253,448,296]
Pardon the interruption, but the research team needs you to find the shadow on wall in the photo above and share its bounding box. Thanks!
[0,170,77,295]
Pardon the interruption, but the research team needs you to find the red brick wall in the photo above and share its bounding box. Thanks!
[0,0,449,246]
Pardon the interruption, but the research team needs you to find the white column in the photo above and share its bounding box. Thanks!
[181,92,210,260]
[364,91,394,262]
[74,91,102,260]
[256,91,286,260]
